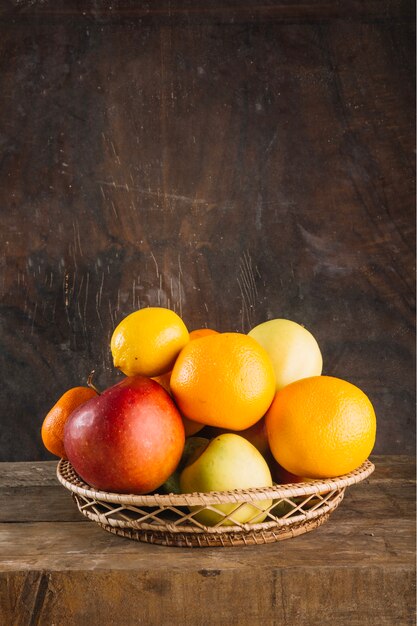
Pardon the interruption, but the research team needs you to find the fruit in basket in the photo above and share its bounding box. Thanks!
[41,386,98,459]
[152,370,205,437]
[170,332,276,430]
[110,306,189,377]
[248,318,322,390]
[153,327,218,436]
[161,436,209,494]
[64,375,185,494]
[202,417,270,457]
[201,419,279,477]
[179,433,273,526]
[270,461,305,485]
[189,328,218,340]
[266,375,376,478]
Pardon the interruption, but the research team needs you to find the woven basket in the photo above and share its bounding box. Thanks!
[57,459,374,548]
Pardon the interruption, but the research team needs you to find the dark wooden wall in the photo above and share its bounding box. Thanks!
[0,1,415,461]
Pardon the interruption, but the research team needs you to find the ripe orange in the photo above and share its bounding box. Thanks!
[41,386,98,458]
[152,328,218,436]
[265,376,376,478]
[170,332,276,430]
[152,370,204,437]
[152,370,173,394]
[189,328,218,340]
[182,417,206,437]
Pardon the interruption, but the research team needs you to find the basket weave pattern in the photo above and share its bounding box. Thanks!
[57,459,374,547]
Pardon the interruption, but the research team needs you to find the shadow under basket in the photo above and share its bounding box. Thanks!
[57,459,374,548]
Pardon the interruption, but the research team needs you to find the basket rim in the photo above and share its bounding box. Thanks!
[74,488,346,534]
[56,458,374,506]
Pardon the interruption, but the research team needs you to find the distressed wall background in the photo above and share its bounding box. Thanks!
[0,1,415,461]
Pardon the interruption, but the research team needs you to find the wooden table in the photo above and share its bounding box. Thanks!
[0,455,415,625]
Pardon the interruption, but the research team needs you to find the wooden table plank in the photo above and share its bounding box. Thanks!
[1,565,415,626]
[0,456,415,624]
[0,516,414,567]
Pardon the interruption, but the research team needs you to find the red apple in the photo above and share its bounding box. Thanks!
[64,375,185,494]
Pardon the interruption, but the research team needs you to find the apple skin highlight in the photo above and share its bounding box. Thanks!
[179,433,273,526]
[64,375,185,494]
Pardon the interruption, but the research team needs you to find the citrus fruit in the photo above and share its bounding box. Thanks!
[110,307,189,377]
[41,386,98,458]
[189,328,218,340]
[152,370,172,394]
[170,332,276,430]
[248,318,322,390]
[183,419,205,437]
[152,328,218,436]
[265,375,376,478]
[152,370,205,437]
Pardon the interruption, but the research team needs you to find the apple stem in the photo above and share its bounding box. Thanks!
[87,370,101,395]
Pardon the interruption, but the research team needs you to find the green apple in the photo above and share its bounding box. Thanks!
[161,437,209,494]
[248,318,322,391]
[179,433,273,526]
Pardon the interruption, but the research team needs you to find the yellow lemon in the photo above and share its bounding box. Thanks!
[111,307,189,377]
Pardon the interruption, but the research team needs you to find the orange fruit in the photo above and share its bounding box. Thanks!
[110,307,189,377]
[41,386,98,458]
[152,370,205,437]
[265,376,376,478]
[152,371,172,394]
[270,461,306,485]
[181,417,206,437]
[189,328,218,340]
[170,332,276,430]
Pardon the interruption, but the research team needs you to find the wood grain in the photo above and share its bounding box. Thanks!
[2,566,414,626]
[0,0,415,21]
[0,2,415,460]
[0,456,415,625]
